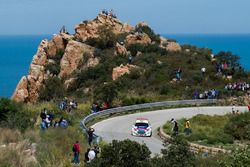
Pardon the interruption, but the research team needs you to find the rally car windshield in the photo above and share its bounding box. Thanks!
[135,123,149,128]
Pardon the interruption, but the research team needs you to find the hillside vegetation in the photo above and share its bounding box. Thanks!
[12,13,250,106]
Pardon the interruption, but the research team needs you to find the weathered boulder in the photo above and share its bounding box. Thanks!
[59,41,95,78]
[12,76,29,102]
[86,57,100,68]
[112,64,138,80]
[46,33,73,57]
[75,13,134,42]
[114,42,127,56]
[64,78,76,90]
[125,33,151,45]
[166,42,181,52]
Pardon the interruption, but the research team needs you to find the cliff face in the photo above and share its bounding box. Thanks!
[12,13,181,103]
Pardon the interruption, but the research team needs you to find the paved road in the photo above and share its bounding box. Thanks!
[93,106,247,155]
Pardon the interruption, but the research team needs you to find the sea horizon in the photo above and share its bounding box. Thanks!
[0,33,249,98]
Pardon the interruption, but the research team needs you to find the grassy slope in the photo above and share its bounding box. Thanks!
[163,113,248,148]
[0,102,91,167]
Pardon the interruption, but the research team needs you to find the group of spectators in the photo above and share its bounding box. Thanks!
[193,89,219,99]
[170,118,191,137]
[40,108,68,130]
[59,98,78,112]
[224,82,250,92]
[91,102,110,113]
[72,127,100,165]
[101,9,117,18]
[215,62,230,74]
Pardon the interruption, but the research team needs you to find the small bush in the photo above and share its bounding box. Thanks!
[93,82,118,105]
[224,112,250,140]
[135,25,161,43]
[160,85,170,95]
[86,25,117,49]
[39,76,65,101]
[45,63,60,75]
[0,98,36,132]
[121,96,150,106]
[127,43,167,56]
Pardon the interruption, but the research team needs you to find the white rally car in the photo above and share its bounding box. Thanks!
[131,118,152,137]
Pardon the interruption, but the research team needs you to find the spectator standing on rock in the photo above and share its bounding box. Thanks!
[176,67,182,81]
[128,53,133,64]
[88,127,95,146]
[184,119,191,136]
[72,141,80,164]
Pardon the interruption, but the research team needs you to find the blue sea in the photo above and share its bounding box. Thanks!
[0,34,249,98]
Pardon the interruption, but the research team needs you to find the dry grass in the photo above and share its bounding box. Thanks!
[0,129,38,167]
[0,128,22,144]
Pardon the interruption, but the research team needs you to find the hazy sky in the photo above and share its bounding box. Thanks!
[0,0,250,35]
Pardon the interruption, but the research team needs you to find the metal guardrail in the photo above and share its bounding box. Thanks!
[80,99,217,136]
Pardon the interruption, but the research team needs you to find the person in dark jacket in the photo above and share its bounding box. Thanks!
[87,128,95,146]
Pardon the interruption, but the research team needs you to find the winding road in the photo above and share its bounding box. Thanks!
[93,106,247,155]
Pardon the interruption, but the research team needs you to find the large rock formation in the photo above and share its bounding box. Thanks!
[12,76,29,102]
[114,42,128,56]
[47,33,73,57]
[75,13,134,42]
[59,40,95,78]
[166,42,181,52]
[12,12,181,103]
[12,40,49,102]
[125,33,151,45]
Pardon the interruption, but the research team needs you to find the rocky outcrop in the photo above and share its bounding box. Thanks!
[114,42,127,56]
[12,13,182,103]
[86,57,100,68]
[112,64,138,80]
[12,40,49,103]
[166,42,181,52]
[75,13,134,42]
[125,33,151,45]
[12,76,29,102]
[46,33,73,57]
[159,37,181,52]
[59,41,96,78]
[64,78,76,90]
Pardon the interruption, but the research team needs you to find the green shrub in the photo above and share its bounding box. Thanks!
[135,25,161,43]
[127,43,167,56]
[86,139,151,167]
[93,82,118,105]
[0,98,36,132]
[121,96,150,106]
[86,25,117,49]
[39,76,65,101]
[224,112,250,140]
[160,85,170,95]
[159,137,196,167]
[44,63,60,75]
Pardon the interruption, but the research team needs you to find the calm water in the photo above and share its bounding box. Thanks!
[0,35,50,98]
[0,34,249,97]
